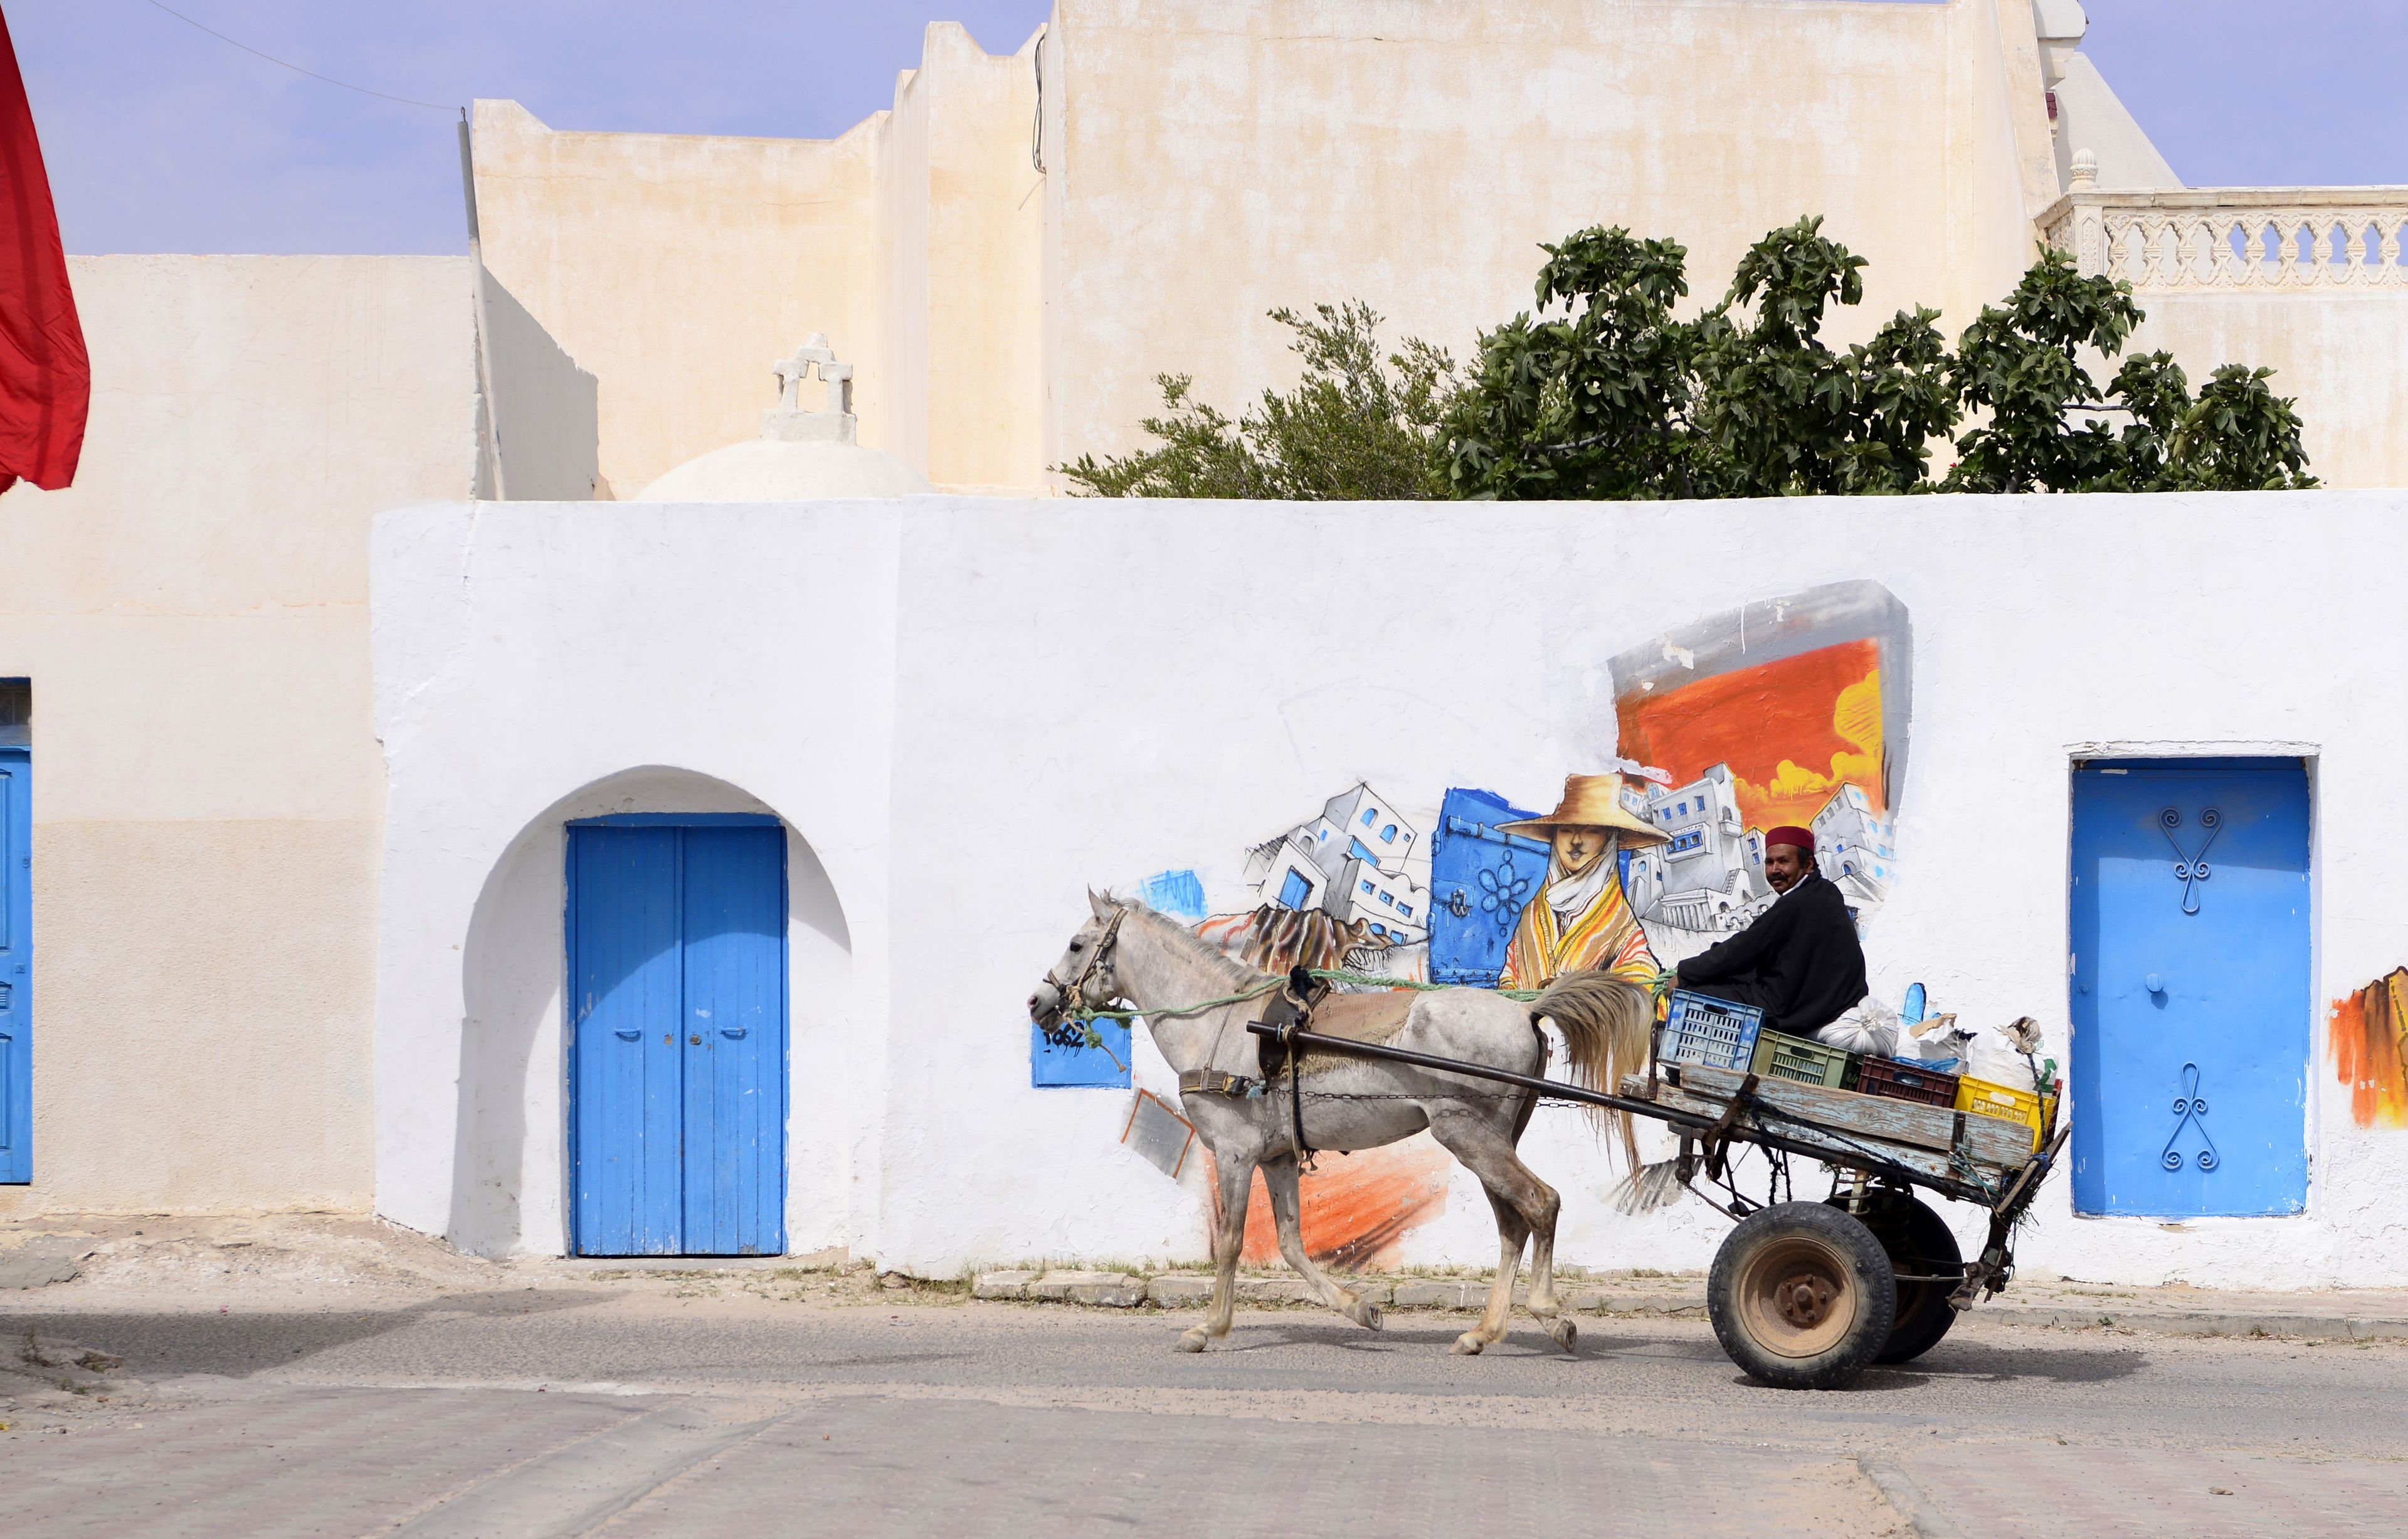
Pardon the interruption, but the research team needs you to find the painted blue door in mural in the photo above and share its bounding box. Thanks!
[0,746,28,1183]
[569,817,788,1255]
[2070,759,2310,1217]
[1429,789,1547,986]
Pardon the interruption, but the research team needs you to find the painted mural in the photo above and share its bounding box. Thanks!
[1064,579,1915,1269]
[2331,970,2408,1128]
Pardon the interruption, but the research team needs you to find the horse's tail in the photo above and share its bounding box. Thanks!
[1530,971,1654,1169]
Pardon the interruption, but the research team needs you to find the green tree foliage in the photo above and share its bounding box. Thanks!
[1441,226,1701,499]
[1058,302,1455,499]
[1069,224,2314,500]
[1942,247,2315,493]
[1690,218,1959,497]
[1444,218,1959,499]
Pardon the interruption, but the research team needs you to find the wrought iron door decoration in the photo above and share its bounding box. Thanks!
[2159,807,2222,916]
[2161,1061,2219,1171]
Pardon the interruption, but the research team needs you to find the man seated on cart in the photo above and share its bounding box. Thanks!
[1674,825,1868,1040]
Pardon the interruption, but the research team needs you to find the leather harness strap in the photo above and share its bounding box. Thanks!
[1177,1068,1262,1098]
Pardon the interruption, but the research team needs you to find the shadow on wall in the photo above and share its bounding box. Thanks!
[480,267,602,500]
[449,764,850,1258]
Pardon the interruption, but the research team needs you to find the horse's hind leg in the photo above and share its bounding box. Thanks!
[1430,1115,1568,1355]
[1260,1153,1383,1331]
[1510,1095,1575,1354]
[1181,1151,1254,1353]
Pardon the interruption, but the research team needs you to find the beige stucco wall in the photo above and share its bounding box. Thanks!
[879,24,1048,495]
[462,1,2407,497]
[469,100,883,500]
[473,1,2060,499]
[2130,294,2408,492]
[1044,0,2047,475]
[0,255,477,1215]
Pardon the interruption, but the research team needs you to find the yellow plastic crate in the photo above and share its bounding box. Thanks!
[1955,1074,2057,1151]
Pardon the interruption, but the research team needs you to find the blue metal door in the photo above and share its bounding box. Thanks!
[2070,759,2310,1217]
[569,818,788,1255]
[1428,788,1547,986]
[0,746,28,1183]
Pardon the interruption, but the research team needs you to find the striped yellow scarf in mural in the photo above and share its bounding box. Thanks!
[1499,869,1659,990]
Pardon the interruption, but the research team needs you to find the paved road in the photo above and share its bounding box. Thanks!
[8,1290,2407,1536]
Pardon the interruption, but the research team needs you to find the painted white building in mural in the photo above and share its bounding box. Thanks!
[1634,764,1774,933]
[1244,782,1428,945]
[6,0,2408,1294]
[1814,783,1900,899]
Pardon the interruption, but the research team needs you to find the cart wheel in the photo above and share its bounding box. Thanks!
[1708,1201,1897,1390]
[1827,1191,1963,1365]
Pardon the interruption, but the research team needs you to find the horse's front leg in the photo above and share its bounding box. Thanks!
[1261,1153,1383,1331]
[1180,1150,1255,1353]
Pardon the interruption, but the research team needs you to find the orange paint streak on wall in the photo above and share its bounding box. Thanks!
[1617,639,1885,830]
[2330,970,2408,1128]
[1210,1138,1452,1272]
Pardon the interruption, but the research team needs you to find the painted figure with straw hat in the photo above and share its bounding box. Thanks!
[1497,773,1669,992]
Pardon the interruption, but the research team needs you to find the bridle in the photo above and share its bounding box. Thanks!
[1043,904,1129,1022]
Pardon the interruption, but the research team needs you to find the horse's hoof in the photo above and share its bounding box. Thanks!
[1350,1298,1385,1332]
[1451,1331,1487,1356]
[1176,1328,1210,1353]
[1546,1316,1578,1355]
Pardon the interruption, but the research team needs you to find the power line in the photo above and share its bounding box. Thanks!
[136,0,460,115]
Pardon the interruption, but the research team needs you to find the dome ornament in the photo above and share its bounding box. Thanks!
[766,334,857,444]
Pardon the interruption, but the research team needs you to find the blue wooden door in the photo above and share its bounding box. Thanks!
[679,828,787,1253]
[2070,759,2310,1217]
[1428,788,1547,986]
[570,818,788,1254]
[0,747,28,1183]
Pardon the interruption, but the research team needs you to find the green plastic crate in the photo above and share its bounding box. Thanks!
[1748,1029,1856,1089]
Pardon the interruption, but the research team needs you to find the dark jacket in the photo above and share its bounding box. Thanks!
[1674,872,1867,1036]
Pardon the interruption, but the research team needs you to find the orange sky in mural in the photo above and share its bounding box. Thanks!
[1617,639,1886,832]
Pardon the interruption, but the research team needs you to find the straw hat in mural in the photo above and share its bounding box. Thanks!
[1501,773,1671,847]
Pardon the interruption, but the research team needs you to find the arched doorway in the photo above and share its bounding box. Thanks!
[453,766,849,1260]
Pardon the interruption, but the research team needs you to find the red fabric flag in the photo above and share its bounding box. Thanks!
[0,9,87,494]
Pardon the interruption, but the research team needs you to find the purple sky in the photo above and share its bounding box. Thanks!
[12,1,2404,255]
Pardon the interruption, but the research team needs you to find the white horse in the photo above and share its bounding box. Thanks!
[1029,892,1652,1355]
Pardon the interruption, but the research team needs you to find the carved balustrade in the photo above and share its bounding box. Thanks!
[2042,186,2408,294]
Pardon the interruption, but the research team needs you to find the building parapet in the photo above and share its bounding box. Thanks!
[2042,176,2408,294]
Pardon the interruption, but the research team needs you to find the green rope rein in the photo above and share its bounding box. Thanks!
[1070,968,1547,1027]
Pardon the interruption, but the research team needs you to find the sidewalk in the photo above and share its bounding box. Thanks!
[971,1266,2408,1342]
[7,1210,2405,1344]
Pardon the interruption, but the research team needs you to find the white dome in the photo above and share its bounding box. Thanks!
[635,437,932,502]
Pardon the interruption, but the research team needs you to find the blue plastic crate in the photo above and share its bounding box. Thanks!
[1661,990,1766,1071]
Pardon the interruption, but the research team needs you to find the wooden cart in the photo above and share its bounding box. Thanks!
[1247,1019,2066,1390]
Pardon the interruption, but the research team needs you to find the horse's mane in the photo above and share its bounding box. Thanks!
[1108,896,1265,989]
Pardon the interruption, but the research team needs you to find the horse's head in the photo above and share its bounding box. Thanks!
[1027,890,1132,1042]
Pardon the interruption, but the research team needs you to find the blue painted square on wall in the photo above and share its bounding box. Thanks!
[1030,1020,1133,1087]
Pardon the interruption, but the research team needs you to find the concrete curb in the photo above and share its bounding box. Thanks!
[969,1270,2407,1340]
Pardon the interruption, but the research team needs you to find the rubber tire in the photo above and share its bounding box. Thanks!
[1828,1191,1963,1365]
[1708,1201,1898,1390]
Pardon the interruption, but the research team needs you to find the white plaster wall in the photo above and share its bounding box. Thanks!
[0,255,477,1217]
[370,504,901,1256]
[373,490,2408,1290]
